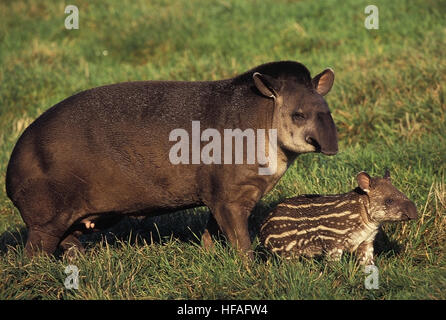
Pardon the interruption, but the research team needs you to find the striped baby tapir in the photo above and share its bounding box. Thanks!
[259,170,418,265]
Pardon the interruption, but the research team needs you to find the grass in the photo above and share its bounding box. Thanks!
[0,0,445,299]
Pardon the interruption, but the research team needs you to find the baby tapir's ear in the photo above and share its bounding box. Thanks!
[312,68,335,96]
[383,168,391,180]
[253,72,281,98]
[357,171,372,193]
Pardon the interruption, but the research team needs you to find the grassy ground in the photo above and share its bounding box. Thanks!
[0,0,445,299]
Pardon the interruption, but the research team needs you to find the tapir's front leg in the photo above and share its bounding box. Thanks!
[206,185,263,260]
[356,239,375,265]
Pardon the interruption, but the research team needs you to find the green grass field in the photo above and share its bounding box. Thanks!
[0,0,445,299]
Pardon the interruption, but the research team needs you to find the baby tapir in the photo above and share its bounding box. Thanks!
[259,170,417,265]
[5,61,339,258]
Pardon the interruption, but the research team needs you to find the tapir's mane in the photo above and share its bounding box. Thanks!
[231,61,313,86]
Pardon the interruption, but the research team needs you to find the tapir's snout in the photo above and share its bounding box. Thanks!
[404,201,418,220]
[321,145,338,156]
[308,112,338,156]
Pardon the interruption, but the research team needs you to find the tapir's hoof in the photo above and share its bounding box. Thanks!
[63,246,85,260]
[59,234,85,259]
[241,249,254,263]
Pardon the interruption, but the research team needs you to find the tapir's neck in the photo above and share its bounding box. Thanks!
[259,147,295,195]
[357,193,379,229]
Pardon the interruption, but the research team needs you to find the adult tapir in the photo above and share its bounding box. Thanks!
[5,61,338,258]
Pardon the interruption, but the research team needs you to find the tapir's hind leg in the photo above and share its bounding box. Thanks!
[13,178,85,258]
[25,228,62,257]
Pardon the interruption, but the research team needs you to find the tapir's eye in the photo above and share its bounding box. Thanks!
[292,112,306,121]
[385,198,393,206]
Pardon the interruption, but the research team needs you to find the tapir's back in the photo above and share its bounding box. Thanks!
[6,80,232,211]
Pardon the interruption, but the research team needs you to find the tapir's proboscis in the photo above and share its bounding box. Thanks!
[6,61,338,259]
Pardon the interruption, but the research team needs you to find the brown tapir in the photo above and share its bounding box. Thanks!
[5,61,338,258]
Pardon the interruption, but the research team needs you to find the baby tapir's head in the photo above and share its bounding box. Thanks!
[357,170,418,223]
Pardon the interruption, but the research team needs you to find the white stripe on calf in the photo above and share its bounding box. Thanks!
[265,211,352,223]
[264,225,351,244]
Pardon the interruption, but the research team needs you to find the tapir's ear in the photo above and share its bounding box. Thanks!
[383,168,391,180]
[357,171,372,193]
[312,68,335,96]
[253,72,280,98]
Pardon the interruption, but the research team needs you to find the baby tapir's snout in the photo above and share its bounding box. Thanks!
[403,201,418,220]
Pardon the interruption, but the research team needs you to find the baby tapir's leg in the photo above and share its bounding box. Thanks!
[326,247,344,262]
[356,240,375,265]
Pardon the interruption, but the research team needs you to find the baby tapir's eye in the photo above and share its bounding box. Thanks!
[292,112,306,121]
[385,198,394,206]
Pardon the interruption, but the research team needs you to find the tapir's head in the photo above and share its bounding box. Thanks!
[252,62,338,156]
[356,170,418,223]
